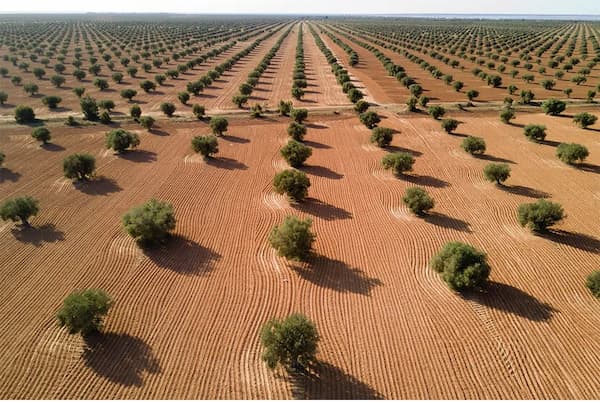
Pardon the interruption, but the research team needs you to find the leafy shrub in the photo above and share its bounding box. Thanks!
[63,153,96,180]
[586,271,600,299]
[14,105,35,123]
[431,242,491,291]
[80,96,99,121]
[191,135,219,158]
[31,127,51,144]
[192,104,205,120]
[120,89,137,101]
[130,104,142,120]
[402,187,434,215]
[178,91,190,105]
[440,118,459,133]
[381,152,415,175]
[261,313,319,371]
[500,107,515,124]
[268,216,315,261]
[42,95,62,109]
[273,169,310,202]
[359,111,381,129]
[105,129,140,153]
[354,100,369,113]
[57,289,112,335]
[0,196,39,226]
[209,117,228,135]
[523,124,546,142]
[573,112,597,129]
[122,199,176,246]
[280,140,312,167]
[541,99,566,116]
[484,163,511,185]
[428,105,446,119]
[160,102,176,117]
[518,199,564,232]
[139,116,155,131]
[287,122,307,141]
[370,127,394,147]
[291,108,308,123]
[556,143,589,164]
[461,136,486,154]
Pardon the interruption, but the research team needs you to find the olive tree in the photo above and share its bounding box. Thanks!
[209,117,228,135]
[191,135,219,158]
[381,152,415,176]
[291,108,308,124]
[31,127,51,144]
[431,242,491,291]
[541,99,566,116]
[287,122,307,141]
[484,163,511,185]
[500,107,515,124]
[273,169,310,202]
[573,112,597,129]
[42,95,62,109]
[0,196,39,226]
[586,271,600,299]
[461,136,486,154]
[518,199,564,232]
[523,124,546,142]
[122,199,176,246]
[370,127,394,147]
[105,129,140,153]
[556,143,589,165]
[63,153,96,180]
[428,105,446,120]
[14,105,35,123]
[160,102,176,117]
[130,104,142,120]
[268,216,315,262]
[192,104,206,120]
[280,140,312,167]
[57,289,112,335]
[278,100,293,116]
[120,89,137,101]
[354,100,369,113]
[139,116,155,131]
[359,111,381,129]
[0,91,7,105]
[80,96,99,121]
[440,118,460,134]
[402,187,434,215]
[261,313,319,372]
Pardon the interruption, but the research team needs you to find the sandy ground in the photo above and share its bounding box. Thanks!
[0,105,599,398]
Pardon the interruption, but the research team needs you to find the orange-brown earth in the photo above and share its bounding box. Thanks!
[1,103,599,398]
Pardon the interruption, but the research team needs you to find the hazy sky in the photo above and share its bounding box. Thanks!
[0,0,598,15]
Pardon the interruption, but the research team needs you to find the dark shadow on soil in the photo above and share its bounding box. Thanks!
[541,230,600,253]
[404,174,450,188]
[149,128,169,136]
[0,167,21,183]
[540,139,561,147]
[82,332,160,387]
[303,140,331,149]
[290,255,382,296]
[578,163,600,174]
[144,235,222,275]
[294,197,352,221]
[475,154,515,164]
[423,212,471,232]
[464,282,557,322]
[502,184,550,199]
[74,176,122,195]
[386,145,423,156]
[222,134,250,144]
[301,165,344,180]
[41,142,66,152]
[10,223,65,246]
[305,122,328,129]
[119,149,157,163]
[206,156,248,170]
[448,132,469,138]
[292,361,384,399]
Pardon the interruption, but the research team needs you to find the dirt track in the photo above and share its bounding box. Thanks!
[1,103,599,398]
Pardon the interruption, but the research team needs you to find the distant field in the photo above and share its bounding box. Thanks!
[0,16,599,399]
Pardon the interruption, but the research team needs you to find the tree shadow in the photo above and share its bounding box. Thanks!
[578,163,600,174]
[143,234,222,275]
[386,145,423,156]
[502,184,550,198]
[541,230,600,253]
[82,332,160,387]
[222,134,250,144]
[301,165,344,180]
[40,142,66,152]
[475,154,515,164]
[448,132,469,138]
[464,282,557,322]
[294,197,352,221]
[74,176,122,195]
[0,167,21,183]
[303,140,331,149]
[423,212,471,232]
[404,174,450,188]
[290,255,381,296]
[292,361,384,399]
[119,149,157,163]
[305,122,328,129]
[206,156,248,170]
[10,223,65,246]
[540,139,561,147]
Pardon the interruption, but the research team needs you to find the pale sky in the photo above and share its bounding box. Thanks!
[0,0,598,15]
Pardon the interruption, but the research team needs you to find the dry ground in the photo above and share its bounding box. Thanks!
[0,104,599,398]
